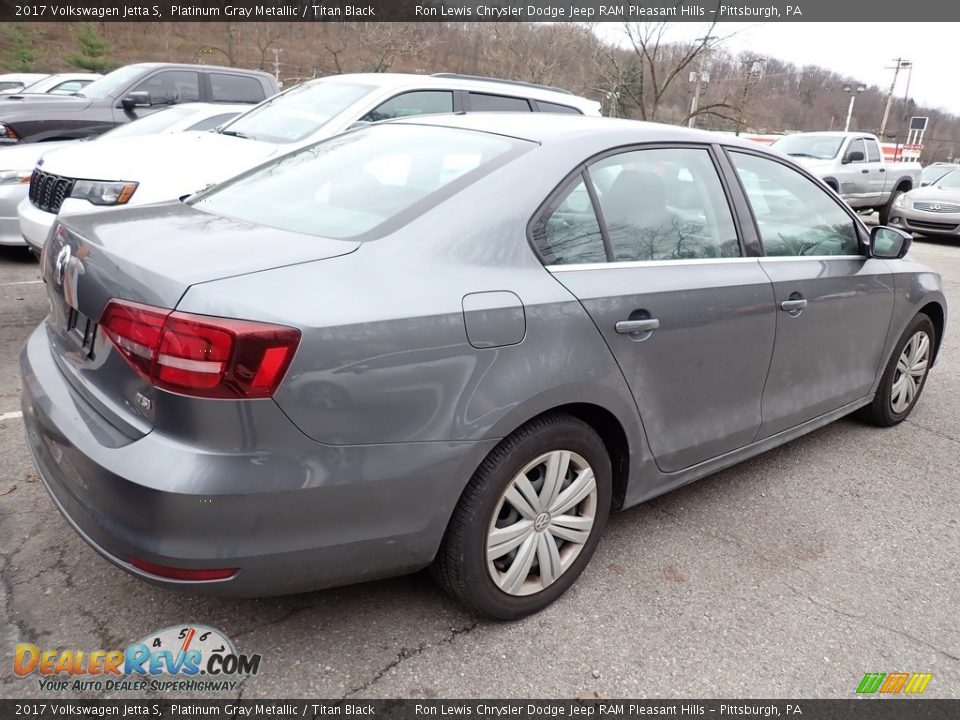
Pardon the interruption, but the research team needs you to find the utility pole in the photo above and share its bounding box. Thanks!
[271,47,282,85]
[880,58,908,138]
[894,61,915,162]
[843,84,866,132]
[688,67,709,128]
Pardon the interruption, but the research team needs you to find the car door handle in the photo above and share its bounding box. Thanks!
[615,318,660,334]
[861,169,869,174]
[780,299,808,312]
[879,168,886,173]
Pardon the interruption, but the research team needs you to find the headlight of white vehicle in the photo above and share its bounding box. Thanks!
[894,193,907,207]
[70,180,138,206]
[0,123,20,142]
[0,170,32,186]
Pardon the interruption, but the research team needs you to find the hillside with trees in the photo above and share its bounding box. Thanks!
[3,21,957,161]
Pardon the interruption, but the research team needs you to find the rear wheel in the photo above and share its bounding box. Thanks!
[859,314,935,426]
[432,414,611,619]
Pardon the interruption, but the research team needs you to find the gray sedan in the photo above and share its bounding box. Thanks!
[890,168,960,239]
[21,114,946,619]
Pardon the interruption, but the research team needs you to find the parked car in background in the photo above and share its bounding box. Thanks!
[21,115,945,619]
[771,131,921,223]
[920,162,960,187]
[0,73,48,94]
[19,72,600,252]
[0,63,277,145]
[1,103,249,247]
[889,168,960,239]
[2,73,102,98]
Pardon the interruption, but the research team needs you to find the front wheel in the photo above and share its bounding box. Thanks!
[859,314,935,426]
[877,188,906,225]
[432,414,612,620]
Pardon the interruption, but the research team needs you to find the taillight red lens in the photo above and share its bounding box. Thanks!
[130,556,237,581]
[99,299,300,399]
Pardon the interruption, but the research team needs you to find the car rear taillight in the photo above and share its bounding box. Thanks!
[99,299,300,399]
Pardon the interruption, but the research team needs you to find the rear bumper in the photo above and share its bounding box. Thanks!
[21,323,495,596]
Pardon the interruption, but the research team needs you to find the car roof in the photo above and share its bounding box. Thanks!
[131,62,274,78]
[318,72,598,109]
[389,112,766,152]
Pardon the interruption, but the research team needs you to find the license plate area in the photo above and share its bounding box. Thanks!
[66,307,97,358]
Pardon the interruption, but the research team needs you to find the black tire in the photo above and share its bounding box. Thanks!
[858,313,936,426]
[432,413,612,620]
[877,187,907,225]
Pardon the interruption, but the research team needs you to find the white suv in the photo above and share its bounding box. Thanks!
[19,73,601,252]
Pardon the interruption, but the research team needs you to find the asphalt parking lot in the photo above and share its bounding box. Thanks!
[1,237,958,700]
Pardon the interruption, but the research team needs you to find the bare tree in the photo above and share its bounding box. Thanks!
[599,22,737,124]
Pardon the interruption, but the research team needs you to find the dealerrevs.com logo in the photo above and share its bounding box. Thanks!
[14,625,261,693]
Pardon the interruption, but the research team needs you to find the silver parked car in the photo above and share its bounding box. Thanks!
[21,115,946,619]
[889,169,960,239]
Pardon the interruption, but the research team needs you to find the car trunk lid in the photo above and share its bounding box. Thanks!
[42,203,359,437]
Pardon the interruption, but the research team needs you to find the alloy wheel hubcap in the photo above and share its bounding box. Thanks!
[486,450,597,597]
[891,330,930,414]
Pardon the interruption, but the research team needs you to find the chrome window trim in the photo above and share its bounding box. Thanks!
[546,254,865,272]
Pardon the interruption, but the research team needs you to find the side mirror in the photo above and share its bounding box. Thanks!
[869,226,912,259]
[120,91,151,110]
[842,150,865,164]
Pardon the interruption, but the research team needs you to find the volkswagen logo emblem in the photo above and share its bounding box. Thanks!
[534,512,551,532]
[54,245,71,287]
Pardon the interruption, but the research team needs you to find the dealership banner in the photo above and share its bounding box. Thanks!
[3,700,960,719]
[1,0,959,22]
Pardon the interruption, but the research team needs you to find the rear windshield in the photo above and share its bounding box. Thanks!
[217,81,373,144]
[189,124,530,240]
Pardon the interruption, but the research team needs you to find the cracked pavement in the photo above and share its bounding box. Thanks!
[1,237,958,699]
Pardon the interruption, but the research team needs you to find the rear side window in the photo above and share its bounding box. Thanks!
[531,176,606,265]
[468,93,532,112]
[865,139,881,162]
[190,125,530,240]
[589,147,741,262]
[536,101,581,115]
[210,73,266,103]
[362,91,454,122]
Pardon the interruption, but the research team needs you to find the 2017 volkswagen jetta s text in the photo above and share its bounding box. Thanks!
[21,115,946,619]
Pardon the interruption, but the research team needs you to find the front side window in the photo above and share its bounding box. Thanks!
[362,91,454,122]
[588,147,741,262]
[219,81,373,144]
[132,71,200,104]
[846,138,866,163]
[531,176,606,265]
[729,151,860,257]
[190,125,530,240]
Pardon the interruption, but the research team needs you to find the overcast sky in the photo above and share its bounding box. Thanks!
[595,22,958,116]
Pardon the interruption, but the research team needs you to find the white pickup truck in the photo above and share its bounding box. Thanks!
[771,132,921,224]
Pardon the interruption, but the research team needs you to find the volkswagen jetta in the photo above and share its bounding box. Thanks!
[21,115,946,619]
